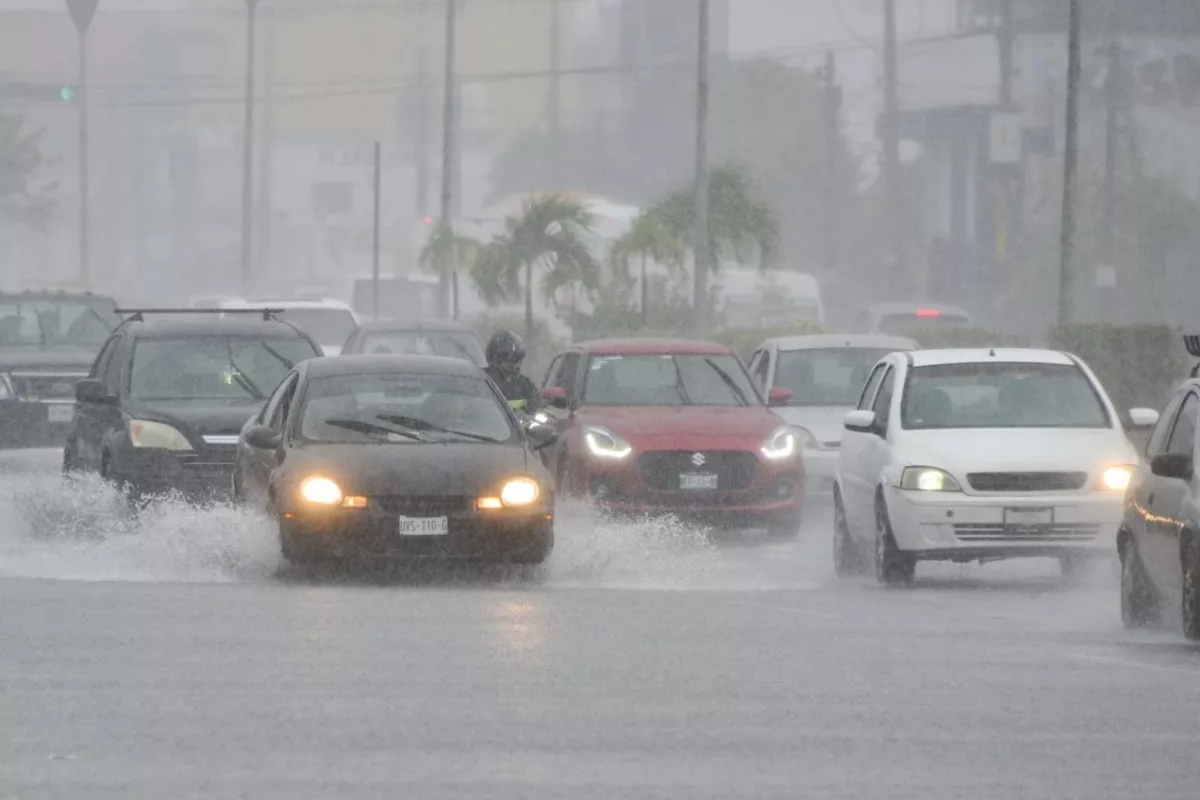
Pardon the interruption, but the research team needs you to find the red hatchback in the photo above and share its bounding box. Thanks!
[539,338,804,537]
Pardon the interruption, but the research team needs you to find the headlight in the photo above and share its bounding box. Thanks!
[584,426,633,460]
[792,426,819,451]
[900,466,962,492]
[761,426,796,460]
[299,476,344,505]
[1100,465,1134,492]
[128,420,193,451]
[0,374,12,401]
[499,477,540,507]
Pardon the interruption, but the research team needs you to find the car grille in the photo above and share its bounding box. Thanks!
[9,372,87,402]
[374,495,471,516]
[636,450,758,491]
[954,523,1100,543]
[967,472,1089,493]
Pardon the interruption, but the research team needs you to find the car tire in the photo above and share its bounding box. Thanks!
[1119,533,1161,629]
[1182,532,1200,641]
[833,491,867,577]
[875,496,915,586]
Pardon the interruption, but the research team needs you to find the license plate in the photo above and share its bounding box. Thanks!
[680,473,718,491]
[398,516,449,536]
[1004,507,1053,527]
[47,404,74,423]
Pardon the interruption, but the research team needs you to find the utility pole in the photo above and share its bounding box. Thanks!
[256,2,275,281]
[415,0,431,219]
[882,0,907,296]
[822,50,841,276]
[438,0,458,319]
[64,0,98,288]
[372,141,382,321]
[241,0,262,295]
[1058,0,1082,327]
[548,0,562,187]
[1102,41,1120,258]
[691,0,711,335]
[996,0,1016,271]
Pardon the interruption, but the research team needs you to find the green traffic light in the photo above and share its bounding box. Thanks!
[60,86,76,102]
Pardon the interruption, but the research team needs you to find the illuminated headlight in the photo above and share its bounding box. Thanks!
[792,426,819,451]
[0,374,12,401]
[1100,465,1134,492]
[761,426,797,460]
[299,476,344,505]
[128,420,193,451]
[584,426,633,460]
[499,477,540,507]
[900,466,962,492]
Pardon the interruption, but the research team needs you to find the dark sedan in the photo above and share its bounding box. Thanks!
[340,319,486,367]
[231,355,558,567]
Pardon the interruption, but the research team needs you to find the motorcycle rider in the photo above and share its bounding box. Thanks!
[484,329,543,417]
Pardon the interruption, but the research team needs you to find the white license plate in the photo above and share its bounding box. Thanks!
[47,404,75,423]
[398,516,449,536]
[1004,507,1053,527]
[680,473,718,491]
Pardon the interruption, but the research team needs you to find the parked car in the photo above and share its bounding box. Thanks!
[539,338,803,537]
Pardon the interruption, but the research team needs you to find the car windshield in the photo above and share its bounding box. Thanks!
[582,353,759,407]
[877,312,970,336]
[0,296,119,348]
[775,348,895,406]
[275,308,357,347]
[298,372,514,445]
[359,331,485,366]
[129,337,319,402]
[902,362,1111,430]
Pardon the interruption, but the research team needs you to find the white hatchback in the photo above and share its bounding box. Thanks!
[834,348,1158,584]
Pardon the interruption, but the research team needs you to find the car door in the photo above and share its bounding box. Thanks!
[840,360,890,536]
[1129,390,1183,587]
[82,335,128,471]
[1144,390,1198,594]
[856,364,898,531]
[245,371,300,504]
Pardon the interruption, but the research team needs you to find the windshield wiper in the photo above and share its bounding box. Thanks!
[322,418,422,441]
[703,358,749,406]
[377,413,504,443]
[224,343,265,399]
[259,341,295,370]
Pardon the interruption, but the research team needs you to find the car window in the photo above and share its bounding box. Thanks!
[582,353,758,407]
[91,336,117,379]
[872,366,896,435]
[751,350,770,390]
[261,372,299,428]
[128,337,320,404]
[357,331,485,366]
[543,355,564,389]
[900,362,1111,430]
[776,348,896,407]
[1146,391,1186,458]
[100,337,125,394]
[858,363,888,410]
[559,353,581,398]
[298,372,515,445]
[1166,392,1199,456]
[0,296,119,348]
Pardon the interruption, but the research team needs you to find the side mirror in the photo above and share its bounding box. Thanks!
[767,387,793,407]
[75,378,113,404]
[1150,452,1193,481]
[844,409,878,434]
[526,423,559,450]
[1127,407,1160,429]
[244,425,283,451]
[541,386,570,410]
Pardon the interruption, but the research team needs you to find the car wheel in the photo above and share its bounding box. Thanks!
[833,491,866,577]
[1119,533,1161,629]
[874,497,915,586]
[1182,532,1200,641]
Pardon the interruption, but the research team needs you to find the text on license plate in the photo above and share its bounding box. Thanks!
[680,473,718,491]
[1004,507,1053,527]
[398,516,449,536]
[47,404,75,423]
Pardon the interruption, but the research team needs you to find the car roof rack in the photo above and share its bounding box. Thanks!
[115,307,284,323]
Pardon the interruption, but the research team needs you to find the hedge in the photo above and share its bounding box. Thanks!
[1049,324,1186,419]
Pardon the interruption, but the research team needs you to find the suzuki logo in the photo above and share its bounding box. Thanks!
[691,452,706,467]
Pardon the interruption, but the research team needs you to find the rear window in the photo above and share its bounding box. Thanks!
[877,312,970,336]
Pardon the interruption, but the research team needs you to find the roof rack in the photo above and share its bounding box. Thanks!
[115,307,284,322]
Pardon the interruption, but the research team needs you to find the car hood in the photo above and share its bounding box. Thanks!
[277,442,537,496]
[772,405,853,448]
[577,405,785,447]
[0,348,98,372]
[128,400,265,438]
[896,428,1138,477]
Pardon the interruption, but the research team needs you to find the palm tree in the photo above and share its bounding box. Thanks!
[469,194,599,342]
[608,210,686,327]
[419,221,480,320]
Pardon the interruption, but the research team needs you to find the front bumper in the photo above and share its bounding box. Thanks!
[883,484,1122,558]
[0,400,78,448]
[280,503,553,562]
[109,446,237,503]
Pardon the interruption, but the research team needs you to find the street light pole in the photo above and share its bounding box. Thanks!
[438,0,458,319]
[240,0,262,295]
[1058,0,1082,327]
[63,0,98,288]
[691,0,711,335]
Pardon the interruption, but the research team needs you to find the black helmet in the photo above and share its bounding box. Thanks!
[486,329,527,367]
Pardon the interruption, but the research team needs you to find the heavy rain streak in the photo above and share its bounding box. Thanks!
[2,0,1200,797]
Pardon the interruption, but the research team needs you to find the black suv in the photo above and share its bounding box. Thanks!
[63,309,323,503]
[0,290,121,449]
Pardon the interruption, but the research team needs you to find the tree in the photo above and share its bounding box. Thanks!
[470,195,600,342]
[419,221,481,319]
[0,113,58,229]
[606,209,686,326]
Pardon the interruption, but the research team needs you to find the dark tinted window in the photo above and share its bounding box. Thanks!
[129,337,319,403]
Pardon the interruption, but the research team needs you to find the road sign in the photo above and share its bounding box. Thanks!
[64,0,98,34]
